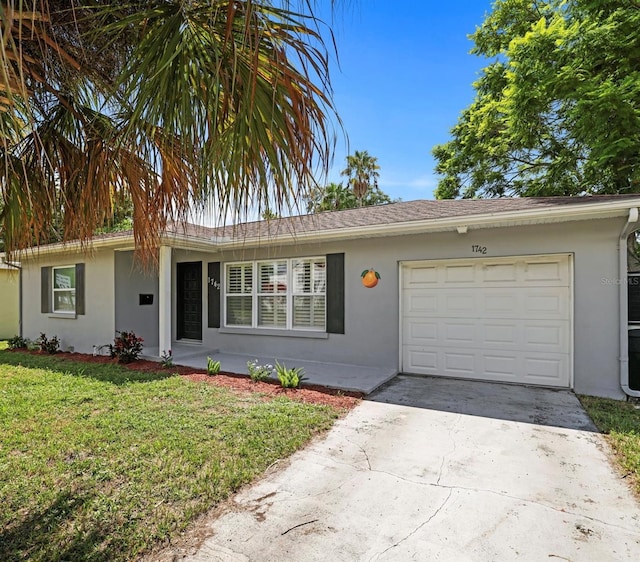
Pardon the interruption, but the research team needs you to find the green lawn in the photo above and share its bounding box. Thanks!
[579,395,640,496]
[0,348,341,561]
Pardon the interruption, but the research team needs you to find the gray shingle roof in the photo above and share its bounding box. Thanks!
[189,194,640,241]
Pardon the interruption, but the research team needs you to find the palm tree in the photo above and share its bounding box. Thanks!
[0,1,338,264]
[340,150,380,206]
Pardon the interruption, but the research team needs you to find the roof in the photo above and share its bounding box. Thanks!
[18,194,640,256]
[204,194,640,241]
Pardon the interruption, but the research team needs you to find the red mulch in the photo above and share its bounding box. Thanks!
[27,351,363,410]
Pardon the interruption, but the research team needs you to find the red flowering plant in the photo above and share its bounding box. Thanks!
[109,330,144,364]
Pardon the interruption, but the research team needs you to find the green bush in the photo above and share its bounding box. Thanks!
[37,333,60,354]
[275,362,305,389]
[109,331,144,364]
[247,359,273,382]
[7,335,29,350]
[206,357,221,375]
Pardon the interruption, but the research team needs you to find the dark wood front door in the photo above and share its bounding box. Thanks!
[177,262,202,340]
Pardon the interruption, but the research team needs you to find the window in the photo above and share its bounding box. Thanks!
[224,257,326,331]
[52,265,76,313]
[226,263,253,326]
[41,263,85,316]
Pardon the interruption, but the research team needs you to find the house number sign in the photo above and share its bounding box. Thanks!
[208,278,221,290]
[471,245,487,255]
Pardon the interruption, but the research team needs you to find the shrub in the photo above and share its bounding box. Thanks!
[37,333,60,354]
[206,357,221,375]
[7,335,29,350]
[109,331,144,364]
[247,359,274,382]
[275,362,306,389]
[160,350,174,368]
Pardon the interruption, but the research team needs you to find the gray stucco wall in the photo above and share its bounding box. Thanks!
[114,251,159,347]
[21,249,115,353]
[173,217,626,399]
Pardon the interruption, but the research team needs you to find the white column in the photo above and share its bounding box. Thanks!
[158,245,172,357]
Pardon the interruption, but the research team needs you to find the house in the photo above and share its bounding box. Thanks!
[0,262,20,339]
[15,194,640,399]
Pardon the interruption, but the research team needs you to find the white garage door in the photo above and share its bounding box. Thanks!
[401,255,572,387]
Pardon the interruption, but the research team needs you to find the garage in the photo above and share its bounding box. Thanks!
[401,254,572,387]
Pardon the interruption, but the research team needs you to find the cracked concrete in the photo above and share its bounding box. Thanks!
[170,376,640,562]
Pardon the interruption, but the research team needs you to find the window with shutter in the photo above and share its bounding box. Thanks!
[258,261,287,328]
[224,257,326,331]
[292,258,326,329]
[52,265,76,313]
[226,263,253,326]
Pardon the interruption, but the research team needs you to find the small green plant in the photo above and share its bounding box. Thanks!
[36,333,60,354]
[247,359,274,382]
[207,357,221,375]
[7,335,29,350]
[160,350,174,368]
[109,330,144,364]
[275,362,306,389]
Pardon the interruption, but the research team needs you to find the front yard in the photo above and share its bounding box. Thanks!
[579,395,640,496]
[0,348,347,561]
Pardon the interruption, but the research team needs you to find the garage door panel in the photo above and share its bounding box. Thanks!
[523,260,568,283]
[405,294,438,314]
[402,255,571,388]
[482,263,518,282]
[405,265,439,286]
[444,265,476,283]
[406,321,438,345]
[403,318,568,353]
[404,348,438,371]
[444,322,475,344]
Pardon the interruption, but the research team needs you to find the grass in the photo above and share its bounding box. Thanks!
[0,347,341,561]
[579,395,640,495]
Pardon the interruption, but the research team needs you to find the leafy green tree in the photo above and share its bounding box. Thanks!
[433,0,640,199]
[341,150,381,206]
[306,181,396,213]
[0,1,338,262]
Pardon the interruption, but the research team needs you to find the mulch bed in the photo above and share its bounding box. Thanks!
[21,351,363,410]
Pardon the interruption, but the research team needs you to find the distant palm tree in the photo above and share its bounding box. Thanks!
[0,1,337,263]
[341,150,381,206]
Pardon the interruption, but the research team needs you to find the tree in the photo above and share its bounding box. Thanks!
[341,150,381,206]
[305,181,395,212]
[0,1,338,263]
[433,0,640,199]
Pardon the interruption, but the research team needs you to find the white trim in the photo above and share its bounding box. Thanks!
[568,253,575,390]
[158,246,172,355]
[619,208,640,397]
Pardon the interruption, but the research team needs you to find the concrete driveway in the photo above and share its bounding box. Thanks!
[173,376,640,561]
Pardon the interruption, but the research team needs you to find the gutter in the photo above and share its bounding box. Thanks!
[619,208,640,398]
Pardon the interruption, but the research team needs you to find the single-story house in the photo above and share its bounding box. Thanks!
[0,261,20,339]
[13,194,640,399]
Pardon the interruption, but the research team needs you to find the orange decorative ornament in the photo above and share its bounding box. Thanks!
[361,268,381,288]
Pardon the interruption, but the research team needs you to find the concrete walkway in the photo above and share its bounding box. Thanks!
[163,343,396,394]
[169,376,640,562]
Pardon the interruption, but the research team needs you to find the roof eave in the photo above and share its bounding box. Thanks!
[213,199,639,249]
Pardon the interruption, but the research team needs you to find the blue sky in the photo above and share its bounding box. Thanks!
[321,1,494,201]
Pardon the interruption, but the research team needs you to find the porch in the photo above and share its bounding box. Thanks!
[144,342,396,395]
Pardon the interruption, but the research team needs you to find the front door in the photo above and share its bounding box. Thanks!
[177,262,202,340]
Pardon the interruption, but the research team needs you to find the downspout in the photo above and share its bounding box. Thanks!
[619,207,640,397]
